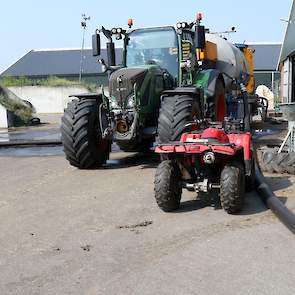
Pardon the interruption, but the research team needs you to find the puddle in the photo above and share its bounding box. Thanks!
[0,127,61,143]
[0,146,64,157]
[252,129,281,139]
[0,143,123,158]
[0,127,151,159]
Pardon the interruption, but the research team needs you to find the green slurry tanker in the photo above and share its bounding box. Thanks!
[61,15,255,168]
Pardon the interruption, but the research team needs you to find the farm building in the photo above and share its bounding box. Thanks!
[0,48,122,86]
[278,0,295,103]
[1,43,281,94]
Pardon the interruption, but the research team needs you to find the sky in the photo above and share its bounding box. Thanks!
[0,0,293,73]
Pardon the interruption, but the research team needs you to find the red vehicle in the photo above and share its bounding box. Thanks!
[154,83,255,214]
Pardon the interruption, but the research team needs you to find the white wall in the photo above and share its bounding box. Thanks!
[8,86,90,113]
[282,58,293,103]
[0,104,8,128]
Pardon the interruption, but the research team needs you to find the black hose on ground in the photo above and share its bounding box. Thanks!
[255,164,295,235]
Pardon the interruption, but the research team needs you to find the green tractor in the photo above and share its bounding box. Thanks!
[61,16,246,168]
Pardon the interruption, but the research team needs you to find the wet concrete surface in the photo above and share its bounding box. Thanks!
[0,124,124,157]
[0,145,64,157]
[1,120,295,294]
[0,125,61,143]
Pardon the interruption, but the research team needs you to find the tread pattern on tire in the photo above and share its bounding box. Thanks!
[154,160,182,212]
[61,98,110,169]
[157,95,200,143]
[220,162,245,214]
[258,148,295,174]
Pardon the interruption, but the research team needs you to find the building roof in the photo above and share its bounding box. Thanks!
[247,43,282,71]
[0,48,123,77]
[279,1,295,64]
[1,43,281,77]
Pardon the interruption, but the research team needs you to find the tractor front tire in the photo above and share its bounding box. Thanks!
[61,98,111,169]
[157,94,201,144]
[154,160,182,212]
[220,162,245,214]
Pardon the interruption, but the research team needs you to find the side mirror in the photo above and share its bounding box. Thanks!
[92,32,101,56]
[194,25,205,49]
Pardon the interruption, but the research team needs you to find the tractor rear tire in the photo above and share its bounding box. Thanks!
[207,79,226,121]
[61,98,111,169]
[157,94,201,144]
[154,160,182,212]
[258,148,295,174]
[246,154,255,192]
[220,162,245,214]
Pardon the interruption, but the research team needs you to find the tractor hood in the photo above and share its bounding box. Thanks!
[109,68,148,108]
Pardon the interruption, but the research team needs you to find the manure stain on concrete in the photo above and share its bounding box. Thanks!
[117,220,153,230]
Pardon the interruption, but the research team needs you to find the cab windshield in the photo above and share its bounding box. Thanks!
[126,27,179,78]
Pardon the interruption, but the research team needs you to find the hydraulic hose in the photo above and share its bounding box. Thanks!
[255,164,295,235]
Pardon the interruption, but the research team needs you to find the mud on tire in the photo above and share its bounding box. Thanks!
[220,162,245,214]
[154,160,182,212]
[61,98,111,169]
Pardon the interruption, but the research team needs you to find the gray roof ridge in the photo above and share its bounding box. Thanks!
[0,50,33,76]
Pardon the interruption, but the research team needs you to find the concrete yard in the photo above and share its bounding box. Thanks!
[0,146,295,294]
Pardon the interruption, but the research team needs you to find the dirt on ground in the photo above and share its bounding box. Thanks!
[0,148,295,295]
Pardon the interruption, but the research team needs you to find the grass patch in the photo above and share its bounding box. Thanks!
[0,76,99,92]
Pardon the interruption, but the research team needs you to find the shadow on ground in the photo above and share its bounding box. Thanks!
[105,152,159,170]
[105,152,269,216]
[173,189,268,216]
[265,175,293,192]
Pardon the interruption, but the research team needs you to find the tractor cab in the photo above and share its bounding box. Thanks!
[92,19,206,89]
[124,27,179,81]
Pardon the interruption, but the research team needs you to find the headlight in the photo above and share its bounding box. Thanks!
[203,152,215,164]
[176,22,188,29]
[111,28,123,34]
[126,94,135,108]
